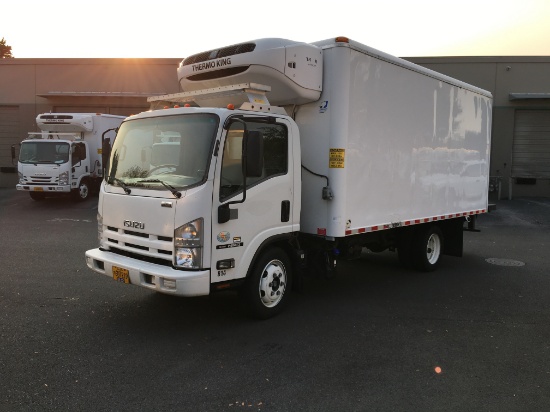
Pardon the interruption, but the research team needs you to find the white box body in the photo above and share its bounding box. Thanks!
[296,39,492,238]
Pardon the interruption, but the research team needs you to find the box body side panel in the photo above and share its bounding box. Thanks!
[298,45,492,237]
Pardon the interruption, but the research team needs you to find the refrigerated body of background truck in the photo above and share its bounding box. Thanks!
[13,113,124,201]
[85,37,492,318]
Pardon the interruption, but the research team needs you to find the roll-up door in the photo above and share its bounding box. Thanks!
[0,106,19,168]
[511,110,550,178]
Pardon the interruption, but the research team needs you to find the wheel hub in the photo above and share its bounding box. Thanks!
[258,260,286,308]
[426,233,441,264]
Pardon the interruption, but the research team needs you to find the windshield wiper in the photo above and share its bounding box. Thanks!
[137,179,182,198]
[107,177,131,194]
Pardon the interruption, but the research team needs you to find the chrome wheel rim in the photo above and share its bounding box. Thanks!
[258,259,287,308]
[426,233,441,264]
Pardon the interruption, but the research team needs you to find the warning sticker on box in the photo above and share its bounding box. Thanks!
[329,148,345,168]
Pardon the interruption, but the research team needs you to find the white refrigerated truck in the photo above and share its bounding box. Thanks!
[14,113,125,201]
[85,37,492,318]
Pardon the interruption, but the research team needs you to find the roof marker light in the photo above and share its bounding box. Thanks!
[227,104,235,110]
[184,103,191,107]
[335,36,350,43]
[174,104,180,108]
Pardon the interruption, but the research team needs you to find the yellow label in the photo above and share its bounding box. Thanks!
[329,148,345,168]
[98,148,102,154]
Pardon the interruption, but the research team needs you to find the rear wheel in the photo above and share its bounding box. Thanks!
[241,247,292,319]
[412,225,443,272]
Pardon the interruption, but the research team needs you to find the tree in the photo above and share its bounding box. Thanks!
[1,37,13,58]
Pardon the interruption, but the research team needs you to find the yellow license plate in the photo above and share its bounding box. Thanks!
[112,266,130,284]
[34,187,44,192]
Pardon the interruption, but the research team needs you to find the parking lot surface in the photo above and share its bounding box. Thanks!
[1,189,550,411]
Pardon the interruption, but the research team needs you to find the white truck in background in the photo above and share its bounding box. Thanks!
[85,37,492,318]
[13,113,124,201]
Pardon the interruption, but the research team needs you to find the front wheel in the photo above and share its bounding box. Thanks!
[412,225,444,272]
[241,247,292,319]
[73,180,90,201]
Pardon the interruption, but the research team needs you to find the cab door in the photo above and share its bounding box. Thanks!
[210,117,295,283]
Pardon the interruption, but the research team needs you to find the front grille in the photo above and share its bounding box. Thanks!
[39,115,73,120]
[124,230,148,238]
[103,225,173,263]
[25,176,58,184]
[109,247,173,267]
[182,43,256,66]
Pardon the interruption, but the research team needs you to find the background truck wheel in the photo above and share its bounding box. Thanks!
[241,247,292,319]
[412,225,443,272]
[73,180,90,201]
[29,192,45,201]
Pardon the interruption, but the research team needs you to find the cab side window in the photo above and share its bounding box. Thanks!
[220,121,287,200]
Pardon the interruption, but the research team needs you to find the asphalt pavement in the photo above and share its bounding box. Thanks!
[1,189,549,411]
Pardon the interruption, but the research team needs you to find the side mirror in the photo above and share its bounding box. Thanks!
[245,130,263,177]
[217,127,264,224]
[11,145,16,163]
[102,138,112,177]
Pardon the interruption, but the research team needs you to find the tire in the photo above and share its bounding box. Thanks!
[412,225,443,272]
[241,247,292,319]
[29,192,45,201]
[73,180,90,201]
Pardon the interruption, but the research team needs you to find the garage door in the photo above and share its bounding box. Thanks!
[512,110,550,178]
[0,106,19,168]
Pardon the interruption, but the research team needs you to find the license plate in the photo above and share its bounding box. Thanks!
[112,266,130,284]
[34,187,44,192]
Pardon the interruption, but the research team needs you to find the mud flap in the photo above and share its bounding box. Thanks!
[440,219,464,257]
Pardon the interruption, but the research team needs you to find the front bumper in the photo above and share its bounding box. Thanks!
[85,248,210,297]
[16,184,71,193]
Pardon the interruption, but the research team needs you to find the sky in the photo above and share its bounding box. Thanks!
[3,0,550,59]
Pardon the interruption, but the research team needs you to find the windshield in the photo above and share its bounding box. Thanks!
[19,141,70,164]
[108,113,219,191]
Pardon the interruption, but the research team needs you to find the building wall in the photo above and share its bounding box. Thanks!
[1,55,550,198]
[0,58,180,187]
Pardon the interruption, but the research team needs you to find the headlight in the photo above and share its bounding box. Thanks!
[59,171,69,185]
[18,172,24,184]
[174,218,203,269]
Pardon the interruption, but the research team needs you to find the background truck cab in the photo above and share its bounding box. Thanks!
[14,113,124,201]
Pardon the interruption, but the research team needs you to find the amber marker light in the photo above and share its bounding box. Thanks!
[335,36,350,43]
[184,103,191,107]
[174,104,180,108]
[227,104,235,110]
